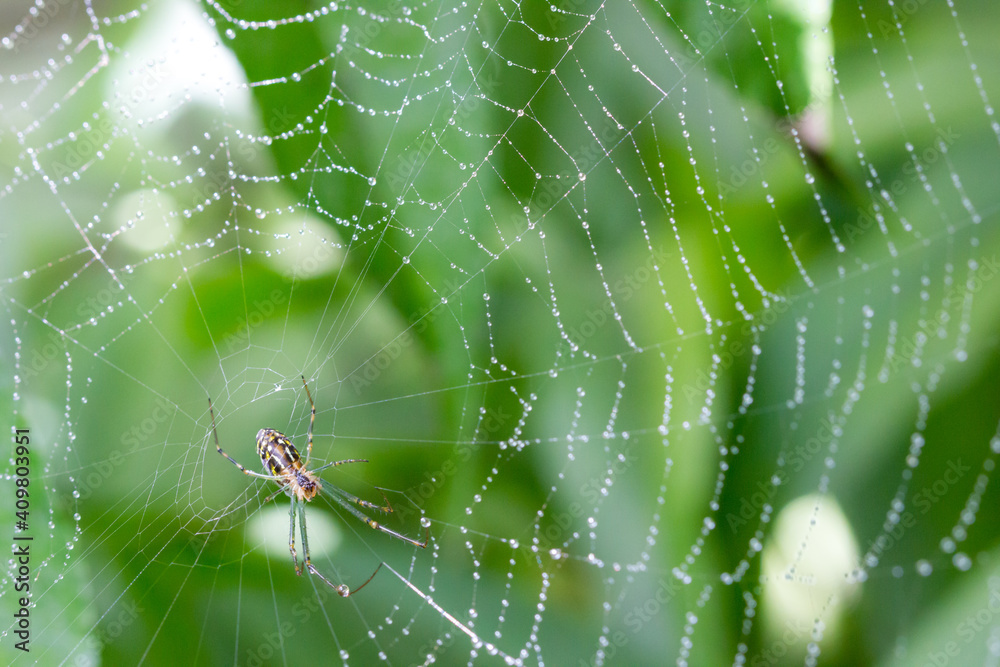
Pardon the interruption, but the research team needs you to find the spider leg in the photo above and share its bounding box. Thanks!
[327,488,430,548]
[305,562,352,598]
[288,498,301,576]
[300,376,315,467]
[330,562,383,598]
[208,397,282,481]
[329,485,394,514]
[309,458,369,475]
[262,484,289,505]
[297,501,353,596]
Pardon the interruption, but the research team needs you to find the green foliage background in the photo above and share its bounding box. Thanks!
[2,0,1000,665]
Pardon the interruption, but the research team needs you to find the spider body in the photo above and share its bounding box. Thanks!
[256,428,321,502]
[209,377,428,597]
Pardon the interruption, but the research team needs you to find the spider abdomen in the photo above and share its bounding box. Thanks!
[256,428,321,501]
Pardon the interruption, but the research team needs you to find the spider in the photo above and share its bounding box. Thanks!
[208,376,428,597]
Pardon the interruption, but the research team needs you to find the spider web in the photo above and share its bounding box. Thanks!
[3,0,1000,664]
